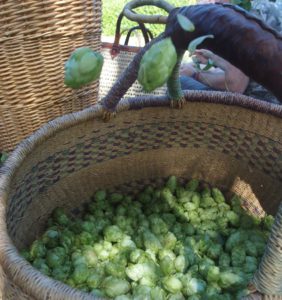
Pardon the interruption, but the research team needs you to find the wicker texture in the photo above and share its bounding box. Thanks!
[253,203,282,294]
[98,9,166,100]
[99,42,167,100]
[0,0,102,152]
[0,265,35,300]
[0,92,281,299]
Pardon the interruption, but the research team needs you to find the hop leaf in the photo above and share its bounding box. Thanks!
[262,215,275,231]
[102,276,131,298]
[188,35,214,55]
[177,14,195,32]
[0,152,8,164]
[163,276,183,294]
[219,272,244,289]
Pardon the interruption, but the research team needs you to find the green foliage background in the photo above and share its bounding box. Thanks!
[102,0,196,38]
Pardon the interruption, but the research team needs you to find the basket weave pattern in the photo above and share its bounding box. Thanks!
[0,266,34,300]
[0,92,281,299]
[0,0,102,152]
[7,112,282,241]
[99,43,166,100]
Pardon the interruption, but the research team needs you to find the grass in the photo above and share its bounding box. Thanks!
[102,0,196,38]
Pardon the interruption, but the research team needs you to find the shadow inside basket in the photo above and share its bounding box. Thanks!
[1,97,281,299]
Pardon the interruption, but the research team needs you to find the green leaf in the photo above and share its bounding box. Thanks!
[230,0,252,10]
[188,35,214,55]
[202,59,214,71]
[0,152,8,164]
[177,14,195,32]
[230,0,242,5]
[242,1,252,11]
[194,58,214,72]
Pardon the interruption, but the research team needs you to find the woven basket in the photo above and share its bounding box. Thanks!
[99,42,167,100]
[0,91,281,299]
[0,0,102,153]
[99,12,166,100]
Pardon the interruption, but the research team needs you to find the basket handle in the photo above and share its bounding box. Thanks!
[110,12,153,59]
[110,0,173,58]
[123,0,174,24]
[124,25,154,46]
[102,0,174,118]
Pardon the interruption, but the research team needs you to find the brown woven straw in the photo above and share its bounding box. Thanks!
[0,0,102,152]
[0,91,281,299]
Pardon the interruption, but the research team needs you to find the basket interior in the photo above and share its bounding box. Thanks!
[4,102,282,250]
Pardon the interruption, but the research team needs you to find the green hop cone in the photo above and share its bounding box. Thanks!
[138,38,177,92]
[64,47,104,89]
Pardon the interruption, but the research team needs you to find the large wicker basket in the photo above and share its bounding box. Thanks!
[0,91,281,299]
[0,0,102,152]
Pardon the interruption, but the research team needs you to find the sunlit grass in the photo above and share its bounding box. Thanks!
[102,0,197,37]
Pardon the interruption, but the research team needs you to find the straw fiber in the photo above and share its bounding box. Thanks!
[0,265,34,300]
[0,92,281,299]
[98,9,166,100]
[0,0,102,152]
[99,42,166,100]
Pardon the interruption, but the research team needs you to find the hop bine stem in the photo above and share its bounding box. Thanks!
[167,49,186,108]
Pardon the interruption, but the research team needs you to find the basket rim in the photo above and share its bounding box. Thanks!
[126,90,282,117]
[0,90,281,299]
[102,41,140,53]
